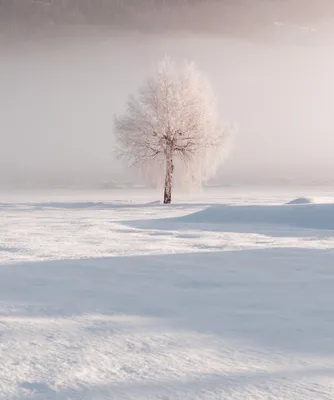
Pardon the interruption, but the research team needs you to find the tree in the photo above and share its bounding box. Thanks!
[115,57,232,204]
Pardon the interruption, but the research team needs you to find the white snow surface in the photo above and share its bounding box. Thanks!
[1,187,334,399]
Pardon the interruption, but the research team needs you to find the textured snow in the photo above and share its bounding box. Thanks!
[1,188,334,399]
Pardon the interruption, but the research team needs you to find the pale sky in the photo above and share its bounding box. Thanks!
[1,2,334,187]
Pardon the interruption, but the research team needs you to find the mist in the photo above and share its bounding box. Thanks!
[1,3,334,188]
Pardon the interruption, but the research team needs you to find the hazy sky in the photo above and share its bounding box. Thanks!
[1,3,334,187]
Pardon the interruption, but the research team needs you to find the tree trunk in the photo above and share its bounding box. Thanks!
[163,147,174,204]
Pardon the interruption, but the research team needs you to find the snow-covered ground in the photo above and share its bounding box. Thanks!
[1,187,334,399]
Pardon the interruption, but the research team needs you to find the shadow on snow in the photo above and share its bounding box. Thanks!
[1,248,334,357]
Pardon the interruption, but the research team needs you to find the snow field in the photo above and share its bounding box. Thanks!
[1,188,334,399]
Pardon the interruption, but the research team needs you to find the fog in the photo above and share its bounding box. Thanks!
[1,24,334,187]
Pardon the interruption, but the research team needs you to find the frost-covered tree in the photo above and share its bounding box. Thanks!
[115,57,232,204]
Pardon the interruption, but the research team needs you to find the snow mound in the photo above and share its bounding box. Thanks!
[181,203,334,230]
[286,197,314,205]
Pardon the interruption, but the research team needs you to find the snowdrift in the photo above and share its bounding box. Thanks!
[286,197,314,205]
[180,203,334,230]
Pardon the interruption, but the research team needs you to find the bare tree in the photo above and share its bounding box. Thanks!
[115,57,232,204]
